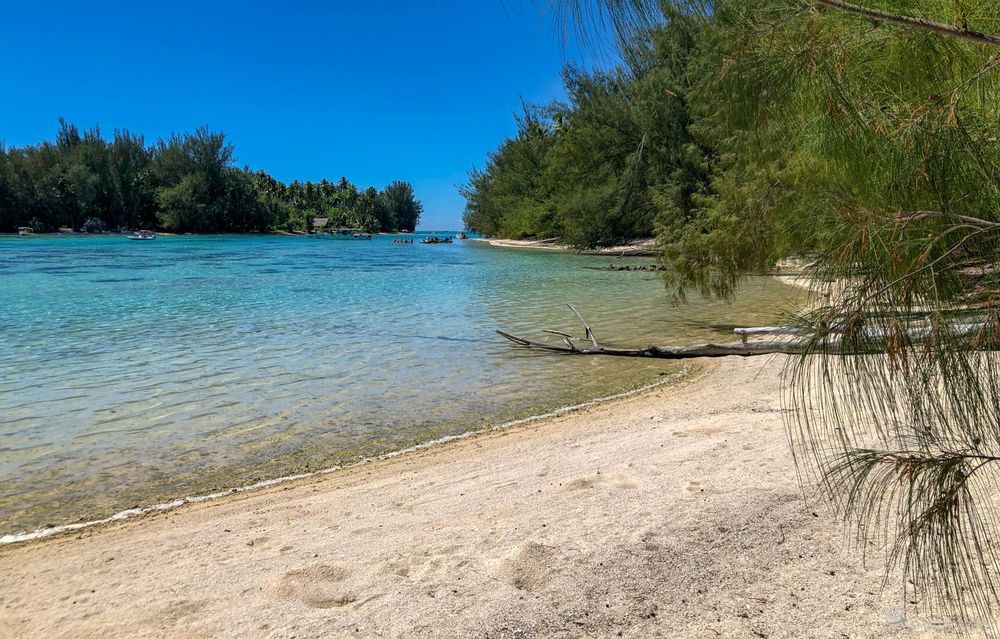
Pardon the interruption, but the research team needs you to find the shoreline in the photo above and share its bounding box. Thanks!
[0,369,696,547]
[0,356,941,637]
[469,236,659,256]
[1,236,806,550]
[1,230,429,238]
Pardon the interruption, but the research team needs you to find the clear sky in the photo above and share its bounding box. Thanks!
[0,1,614,230]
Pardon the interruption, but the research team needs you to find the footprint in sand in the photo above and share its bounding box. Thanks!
[390,563,411,578]
[685,480,731,495]
[156,599,209,625]
[272,565,358,609]
[562,477,599,491]
[563,475,637,491]
[673,426,724,438]
[510,542,557,592]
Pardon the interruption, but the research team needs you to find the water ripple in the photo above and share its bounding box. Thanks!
[0,233,803,535]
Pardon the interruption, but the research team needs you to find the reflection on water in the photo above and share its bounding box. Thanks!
[0,234,803,534]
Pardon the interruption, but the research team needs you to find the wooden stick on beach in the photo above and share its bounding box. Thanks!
[497,305,813,359]
[497,305,992,359]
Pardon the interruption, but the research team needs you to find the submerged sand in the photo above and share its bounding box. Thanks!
[0,357,958,638]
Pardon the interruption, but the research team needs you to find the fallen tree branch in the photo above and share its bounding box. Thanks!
[497,306,992,360]
[734,326,808,344]
[497,329,812,358]
[568,304,599,347]
[497,304,815,358]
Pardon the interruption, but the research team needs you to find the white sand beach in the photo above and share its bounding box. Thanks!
[0,357,954,638]
[469,237,659,256]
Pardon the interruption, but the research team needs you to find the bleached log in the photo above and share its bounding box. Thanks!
[497,307,993,360]
[733,326,807,344]
[497,330,814,358]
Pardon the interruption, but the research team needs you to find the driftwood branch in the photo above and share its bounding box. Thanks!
[497,329,811,358]
[498,307,992,360]
[733,326,807,344]
[497,305,815,359]
[567,304,599,347]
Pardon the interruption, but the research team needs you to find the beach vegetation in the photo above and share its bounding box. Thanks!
[526,0,1000,628]
[461,16,706,248]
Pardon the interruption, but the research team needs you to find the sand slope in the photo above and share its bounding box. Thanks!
[0,358,957,638]
[468,237,658,256]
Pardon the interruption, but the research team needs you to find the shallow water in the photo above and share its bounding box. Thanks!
[0,234,802,535]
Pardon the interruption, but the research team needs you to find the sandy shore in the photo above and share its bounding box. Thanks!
[0,357,954,638]
[470,237,658,256]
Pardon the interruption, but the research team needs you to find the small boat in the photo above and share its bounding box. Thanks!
[17,226,33,236]
[455,231,468,240]
[421,236,453,244]
[128,230,157,241]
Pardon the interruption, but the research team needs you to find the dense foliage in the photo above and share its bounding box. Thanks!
[696,1,1000,627]
[533,0,1000,627]
[461,14,707,248]
[0,122,422,233]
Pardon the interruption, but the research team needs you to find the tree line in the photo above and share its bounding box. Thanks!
[0,121,422,234]
[461,15,706,249]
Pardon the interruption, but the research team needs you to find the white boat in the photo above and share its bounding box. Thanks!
[17,226,33,236]
[128,230,157,241]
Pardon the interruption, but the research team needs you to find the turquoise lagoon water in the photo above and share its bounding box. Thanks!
[0,234,802,536]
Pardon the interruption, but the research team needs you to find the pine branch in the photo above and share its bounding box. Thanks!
[845,225,998,315]
[812,0,1000,47]
[896,211,1000,230]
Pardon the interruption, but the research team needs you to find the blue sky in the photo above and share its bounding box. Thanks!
[0,1,616,230]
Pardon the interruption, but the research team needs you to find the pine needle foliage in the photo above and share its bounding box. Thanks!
[461,12,709,247]
[548,0,1000,629]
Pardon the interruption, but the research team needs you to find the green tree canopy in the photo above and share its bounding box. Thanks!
[0,123,422,234]
[382,180,423,232]
[461,16,707,248]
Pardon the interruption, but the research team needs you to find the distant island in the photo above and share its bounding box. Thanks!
[0,121,422,235]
